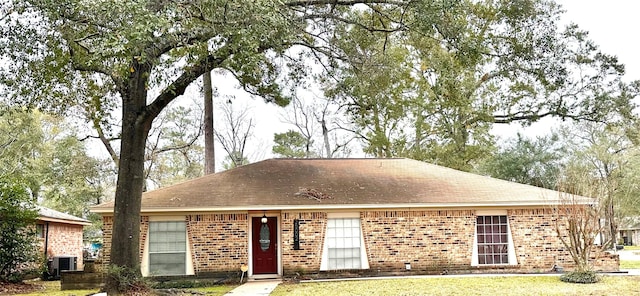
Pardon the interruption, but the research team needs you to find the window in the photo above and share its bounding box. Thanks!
[36,224,45,239]
[148,221,187,275]
[326,218,362,270]
[476,215,509,265]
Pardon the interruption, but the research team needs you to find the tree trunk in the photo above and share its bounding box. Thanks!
[321,118,331,158]
[203,71,215,174]
[106,61,152,293]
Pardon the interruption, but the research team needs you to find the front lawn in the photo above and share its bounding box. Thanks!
[11,280,99,296]
[271,275,640,296]
[12,280,236,296]
[621,260,640,269]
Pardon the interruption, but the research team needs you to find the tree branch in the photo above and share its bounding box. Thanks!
[89,116,120,168]
[67,42,113,78]
[301,13,405,33]
[286,0,407,6]
[144,26,218,61]
[491,109,601,125]
[143,53,229,124]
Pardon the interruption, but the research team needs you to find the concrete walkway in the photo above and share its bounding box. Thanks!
[617,249,640,261]
[224,280,282,296]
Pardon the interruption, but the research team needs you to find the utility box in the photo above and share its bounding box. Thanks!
[50,256,77,279]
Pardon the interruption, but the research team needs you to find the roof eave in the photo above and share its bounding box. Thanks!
[38,216,92,226]
[91,200,581,215]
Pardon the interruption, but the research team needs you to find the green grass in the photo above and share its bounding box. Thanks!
[16,280,99,296]
[15,280,236,296]
[189,285,238,294]
[620,245,640,269]
[621,260,640,269]
[271,276,640,296]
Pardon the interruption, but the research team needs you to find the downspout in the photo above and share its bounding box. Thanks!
[44,222,50,259]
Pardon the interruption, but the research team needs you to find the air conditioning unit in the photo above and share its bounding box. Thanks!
[50,256,77,279]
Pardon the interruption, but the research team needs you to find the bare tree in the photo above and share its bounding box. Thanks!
[561,122,635,249]
[215,101,254,169]
[280,94,353,158]
[280,95,316,157]
[81,98,205,189]
[553,170,608,277]
[144,104,204,189]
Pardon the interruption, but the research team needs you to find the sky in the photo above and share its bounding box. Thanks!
[474,0,640,140]
[558,0,640,81]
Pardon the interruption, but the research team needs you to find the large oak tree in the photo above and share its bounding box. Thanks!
[0,0,416,292]
[3,0,636,292]
[324,1,639,170]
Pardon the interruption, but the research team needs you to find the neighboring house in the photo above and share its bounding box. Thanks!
[619,217,640,246]
[91,158,618,278]
[36,206,91,271]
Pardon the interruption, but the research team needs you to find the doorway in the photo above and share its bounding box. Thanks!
[251,216,278,274]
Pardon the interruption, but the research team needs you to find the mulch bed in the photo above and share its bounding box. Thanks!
[0,281,46,295]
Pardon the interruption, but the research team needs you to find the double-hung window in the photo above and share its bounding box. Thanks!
[148,221,187,275]
[476,215,510,265]
[323,217,366,270]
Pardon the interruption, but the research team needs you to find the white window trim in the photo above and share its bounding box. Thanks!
[320,213,369,271]
[141,217,194,277]
[471,210,517,266]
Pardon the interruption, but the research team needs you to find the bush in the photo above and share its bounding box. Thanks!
[106,265,151,294]
[560,271,600,284]
[0,179,40,283]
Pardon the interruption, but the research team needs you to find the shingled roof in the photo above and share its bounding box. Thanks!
[38,206,91,225]
[92,158,577,214]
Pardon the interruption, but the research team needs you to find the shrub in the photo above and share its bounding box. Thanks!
[0,179,40,283]
[559,271,600,284]
[106,265,151,294]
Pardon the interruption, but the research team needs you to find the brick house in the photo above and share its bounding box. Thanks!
[91,158,618,278]
[36,206,91,270]
[619,217,640,246]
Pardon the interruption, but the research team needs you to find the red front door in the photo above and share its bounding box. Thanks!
[252,216,278,274]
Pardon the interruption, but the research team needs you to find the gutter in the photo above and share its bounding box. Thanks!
[38,216,92,226]
[91,200,592,214]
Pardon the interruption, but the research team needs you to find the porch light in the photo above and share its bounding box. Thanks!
[405,263,411,270]
[261,212,268,224]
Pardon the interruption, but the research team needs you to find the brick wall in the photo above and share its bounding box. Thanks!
[357,209,617,274]
[99,207,618,276]
[509,208,570,271]
[40,221,85,269]
[279,208,617,275]
[361,210,476,272]
[187,213,248,273]
[101,216,112,267]
[281,212,327,274]
[100,215,148,269]
[509,208,618,272]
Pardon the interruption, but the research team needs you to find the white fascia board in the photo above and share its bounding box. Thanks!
[38,216,92,226]
[91,200,580,214]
